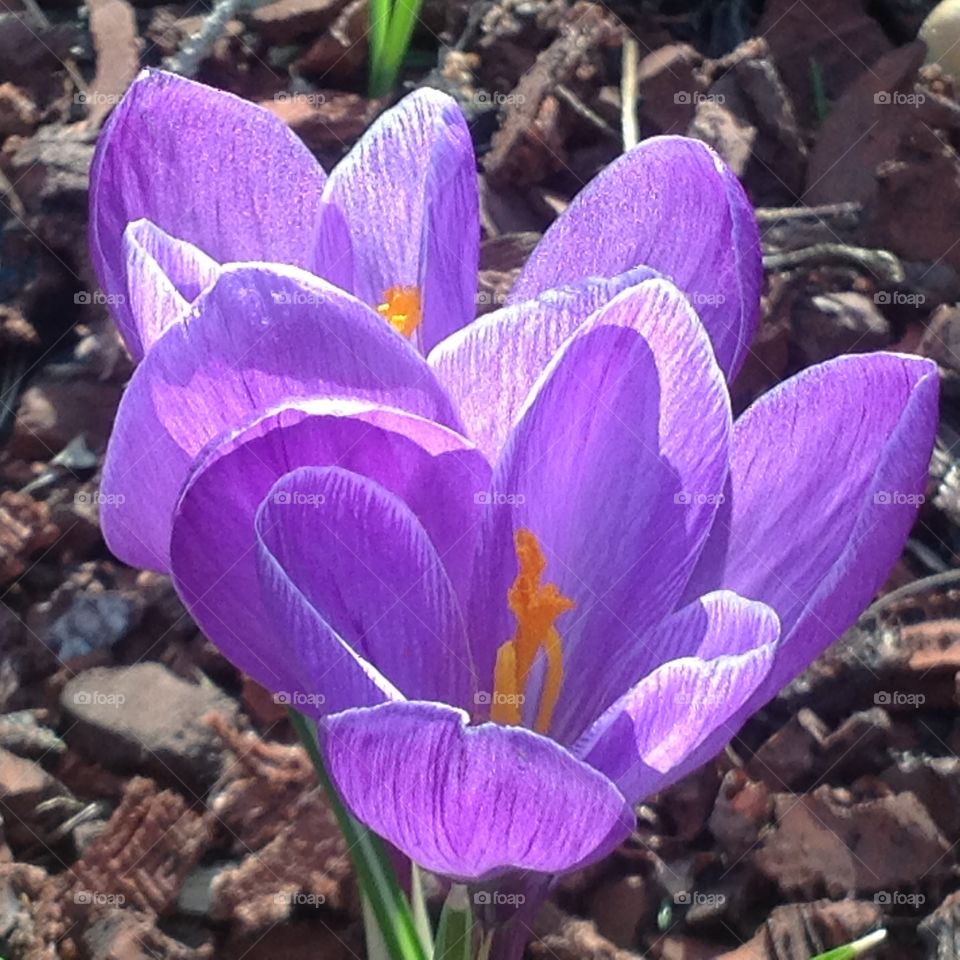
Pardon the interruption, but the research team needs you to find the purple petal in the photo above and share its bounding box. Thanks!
[170,400,488,699]
[256,467,475,709]
[101,264,459,572]
[578,633,777,804]
[317,89,479,353]
[89,70,327,359]
[121,219,220,355]
[685,352,939,709]
[569,590,780,746]
[510,136,761,379]
[428,268,659,460]
[320,701,634,879]
[468,281,731,742]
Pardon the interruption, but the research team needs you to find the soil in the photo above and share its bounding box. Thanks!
[1,0,960,958]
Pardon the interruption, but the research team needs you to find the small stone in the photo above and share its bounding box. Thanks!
[0,747,67,850]
[748,708,828,790]
[755,785,952,897]
[920,889,960,959]
[709,769,773,860]
[792,292,892,368]
[0,82,37,137]
[921,0,960,76]
[588,875,656,948]
[250,0,347,44]
[61,663,238,794]
[0,491,59,586]
[10,378,122,461]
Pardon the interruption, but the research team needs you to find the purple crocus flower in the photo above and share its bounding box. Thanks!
[92,71,938,902]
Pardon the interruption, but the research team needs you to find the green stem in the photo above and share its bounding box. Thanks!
[288,709,428,960]
[810,929,887,960]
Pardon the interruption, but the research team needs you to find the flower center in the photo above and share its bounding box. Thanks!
[377,286,422,338]
[491,529,575,734]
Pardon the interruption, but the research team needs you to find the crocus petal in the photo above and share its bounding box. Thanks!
[121,219,220,353]
[101,264,459,572]
[568,590,780,742]
[685,352,939,709]
[89,70,327,359]
[469,281,731,742]
[317,88,479,353]
[510,137,761,379]
[578,638,777,804]
[320,701,634,880]
[256,467,476,709]
[428,267,659,461]
[170,399,490,698]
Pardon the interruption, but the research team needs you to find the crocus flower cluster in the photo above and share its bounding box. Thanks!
[92,71,937,892]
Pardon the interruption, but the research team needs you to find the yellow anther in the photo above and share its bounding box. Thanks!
[377,286,422,338]
[490,530,574,734]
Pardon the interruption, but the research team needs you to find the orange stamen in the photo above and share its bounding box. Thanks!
[376,286,422,338]
[490,530,574,734]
